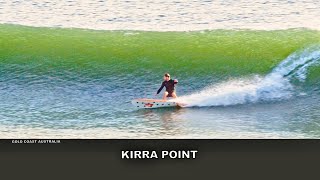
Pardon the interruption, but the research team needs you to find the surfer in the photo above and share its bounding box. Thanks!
[155,73,178,100]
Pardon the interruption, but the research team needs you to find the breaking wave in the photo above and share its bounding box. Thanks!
[176,46,320,107]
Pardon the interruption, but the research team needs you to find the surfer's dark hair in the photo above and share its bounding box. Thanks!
[164,73,170,77]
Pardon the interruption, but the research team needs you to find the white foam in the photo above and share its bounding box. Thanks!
[175,46,320,107]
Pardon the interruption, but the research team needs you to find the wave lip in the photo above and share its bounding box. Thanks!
[176,46,320,107]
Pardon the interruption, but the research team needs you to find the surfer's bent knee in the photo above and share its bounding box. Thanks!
[163,92,169,100]
[172,92,177,98]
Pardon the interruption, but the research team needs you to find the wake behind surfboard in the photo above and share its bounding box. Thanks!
[131,99,185,109]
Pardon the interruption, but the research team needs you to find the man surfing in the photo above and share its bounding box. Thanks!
[155,73,178,100]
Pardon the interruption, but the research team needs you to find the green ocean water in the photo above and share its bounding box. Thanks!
[1,24,320,79]
[0,24,320,138]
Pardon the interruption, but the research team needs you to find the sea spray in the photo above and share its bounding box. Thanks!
[175,46,320,107]
[271,45,320,81]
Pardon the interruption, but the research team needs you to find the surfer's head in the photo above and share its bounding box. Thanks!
[163,73,170,81]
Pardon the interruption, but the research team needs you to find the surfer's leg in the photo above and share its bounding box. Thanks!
[171,92,177,98]
[163,92,169,100]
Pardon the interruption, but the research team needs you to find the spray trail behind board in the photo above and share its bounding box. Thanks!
[175,46,320,107]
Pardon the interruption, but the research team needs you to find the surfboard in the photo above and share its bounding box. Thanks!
[131,98,185,109]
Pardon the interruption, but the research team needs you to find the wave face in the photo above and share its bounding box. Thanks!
[175,46,320,107]
[1,25,320,78]
[0,25,320,105]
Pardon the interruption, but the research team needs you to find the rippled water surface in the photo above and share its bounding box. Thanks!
[0,0,319,31]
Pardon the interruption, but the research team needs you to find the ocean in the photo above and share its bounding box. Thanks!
[0,0,319,138]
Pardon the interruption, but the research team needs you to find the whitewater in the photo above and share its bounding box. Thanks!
[176,46,320,107]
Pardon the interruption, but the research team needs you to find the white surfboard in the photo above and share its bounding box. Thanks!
[131,99,185,109]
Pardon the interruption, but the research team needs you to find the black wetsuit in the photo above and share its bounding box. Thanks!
[157,79,178,97]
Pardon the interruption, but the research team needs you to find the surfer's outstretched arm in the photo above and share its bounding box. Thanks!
[156,82,165,95]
